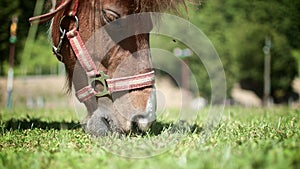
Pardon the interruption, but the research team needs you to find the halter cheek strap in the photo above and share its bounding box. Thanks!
[68,28,155,102]
[29,0,155,103]
[66,30,99,77]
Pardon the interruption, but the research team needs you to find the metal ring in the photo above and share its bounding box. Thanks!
[59,15,79,34]
[90,71,111,97]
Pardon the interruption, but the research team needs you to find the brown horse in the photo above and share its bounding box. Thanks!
[30,0,186,136]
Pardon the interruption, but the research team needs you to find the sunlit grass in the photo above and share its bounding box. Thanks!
[0,108,78,122]
[0,106,299,169]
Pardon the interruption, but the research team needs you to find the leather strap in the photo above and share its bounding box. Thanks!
[66,29,99,77]
[29,0,73,24]
[76,85,97,102]
[68,0,79,16]
[107,71,155,93]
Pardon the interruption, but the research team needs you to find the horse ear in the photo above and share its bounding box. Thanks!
[137,0,187,13]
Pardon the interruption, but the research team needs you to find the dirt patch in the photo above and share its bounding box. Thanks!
[0,76,72,108]
[0,76,194,109]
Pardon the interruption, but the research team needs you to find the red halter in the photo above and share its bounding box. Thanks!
[29,0,155,102]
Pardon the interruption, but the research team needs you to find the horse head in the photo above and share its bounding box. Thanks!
[31,0,186,136]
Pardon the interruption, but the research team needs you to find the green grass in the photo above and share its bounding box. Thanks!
[0,107,299,169]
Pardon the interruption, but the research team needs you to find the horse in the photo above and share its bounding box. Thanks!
[30,0,186,136]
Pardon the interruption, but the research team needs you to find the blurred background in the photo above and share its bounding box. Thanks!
[0,0,300,110]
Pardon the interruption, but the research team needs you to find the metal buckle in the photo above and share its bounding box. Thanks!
[91,71,111,97]
[53,29,66,61]
[53,15,79,62]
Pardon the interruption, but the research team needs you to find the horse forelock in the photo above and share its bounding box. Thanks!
[134,0,187,13]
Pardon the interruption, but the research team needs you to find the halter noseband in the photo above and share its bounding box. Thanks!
[29,0,155,103]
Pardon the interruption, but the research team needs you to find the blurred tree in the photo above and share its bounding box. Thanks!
[185,0,300,103]
[1,0,299,103]
[20,35,57,75]
[0,0,20,75]
[0,0,55,76]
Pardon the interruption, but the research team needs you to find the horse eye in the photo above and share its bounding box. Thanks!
[102,9,120,23]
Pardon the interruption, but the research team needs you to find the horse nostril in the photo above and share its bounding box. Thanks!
[131,121,140,133]
[131,115,151,132]
[85,112,112,136]
[101,117,110,129]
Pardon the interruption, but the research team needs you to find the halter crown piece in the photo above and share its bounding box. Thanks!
[29,0,155,103]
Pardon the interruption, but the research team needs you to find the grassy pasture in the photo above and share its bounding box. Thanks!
[0,107,299,169]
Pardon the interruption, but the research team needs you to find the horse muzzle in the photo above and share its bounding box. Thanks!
[84,87,156,136]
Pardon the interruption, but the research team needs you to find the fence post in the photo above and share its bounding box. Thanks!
[263,36,271,107]
[6,16,18,109]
